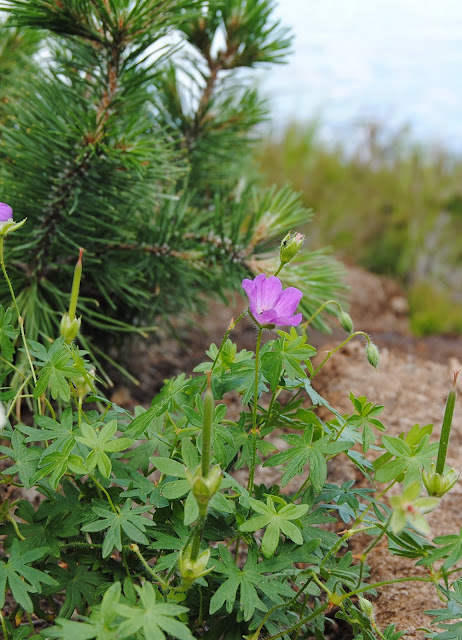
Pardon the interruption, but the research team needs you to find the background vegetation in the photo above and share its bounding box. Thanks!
[257,121,462,335]
[0,1,345,386]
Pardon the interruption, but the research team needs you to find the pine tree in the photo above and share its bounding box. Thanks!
[0,1,345,366]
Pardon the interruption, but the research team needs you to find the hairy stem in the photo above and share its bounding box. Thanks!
[311,331,371,379]
[247,327,263,494]
[0,236,37,387]
[211,311,247,373]
[129,544,168,591]
[302,299,342,329]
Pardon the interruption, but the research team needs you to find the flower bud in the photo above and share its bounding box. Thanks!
[339,311,354,333]
[358,596,374,618]
[60,312,81,344]
[178,545,211,589]
[279,231,305,266]
[366,342,380,368]
[186,464,222,508]
[422,462,459,497]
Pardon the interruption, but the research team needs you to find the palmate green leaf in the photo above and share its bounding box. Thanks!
[193,340,253,376]
[303,378,346,424]
[31,440,75,489]
[0,305,19,362]
[374,432,439,485]
[210,546,266,621]
[81,500,154,558]
[48,555,107,618]
[17,407,77,456]
[263,424,353,489]
[32,338,81,402]
[75,419,134,478]
[418,527,462,571]
[43,582,123,640]
[221,359,268,404]
[426,579,462,639]
[239,496,308,558]
[116,581,193,640]
[210,545,295,622]
[0,430,41,489]
[125,377,193,438]
[262,329,316,391]
[3,500,63,557]
[0,539,57,612]
[347,391,386,452]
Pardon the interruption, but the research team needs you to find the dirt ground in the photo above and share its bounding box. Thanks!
[110,265,462,638]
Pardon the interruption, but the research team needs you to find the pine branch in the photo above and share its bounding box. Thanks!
[0,0,345,368]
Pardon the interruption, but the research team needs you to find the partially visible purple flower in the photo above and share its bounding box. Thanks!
[0,203,13,223]
[242,274,303,327]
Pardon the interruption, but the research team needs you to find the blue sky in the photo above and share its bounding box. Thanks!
[259,0,462,150]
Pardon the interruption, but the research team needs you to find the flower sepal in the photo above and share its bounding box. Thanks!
[423,462,459,497]
[186,464,222,507]
[279,230,305,267]
[0,218,27,237]
[60,312,81,344]
[248,311,275,330]
[178,545,212,589]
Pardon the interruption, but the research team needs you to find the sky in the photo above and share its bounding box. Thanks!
[259,0,462,151]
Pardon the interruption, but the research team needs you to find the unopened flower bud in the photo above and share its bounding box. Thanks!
[422,463,459,497]
[178,545,211,589]
[60,312,81,344]
[339,311,354,333]
[279,231,305,266]
[358,596,374,618]
[366,342,380,368]
[186,464,222,508]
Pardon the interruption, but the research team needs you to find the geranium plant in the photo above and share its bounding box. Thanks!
[0,215,460,640]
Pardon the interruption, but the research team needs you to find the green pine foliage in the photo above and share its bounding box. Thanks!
[0,0,344,358]
[0,17,42,125]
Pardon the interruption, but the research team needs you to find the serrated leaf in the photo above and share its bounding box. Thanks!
[0,539,57,612]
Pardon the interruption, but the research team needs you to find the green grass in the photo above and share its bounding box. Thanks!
[257,121,462,334]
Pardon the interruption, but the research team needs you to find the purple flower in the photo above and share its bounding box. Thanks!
[242,274,303,327]
[0,203,13,223]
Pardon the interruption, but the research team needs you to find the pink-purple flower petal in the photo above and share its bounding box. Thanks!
[0,203,13,223]
[275,312,303,327]
[273,287,303,317]
[258,309,279,325]
[241,274,303,327]
[258,276,282,311]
